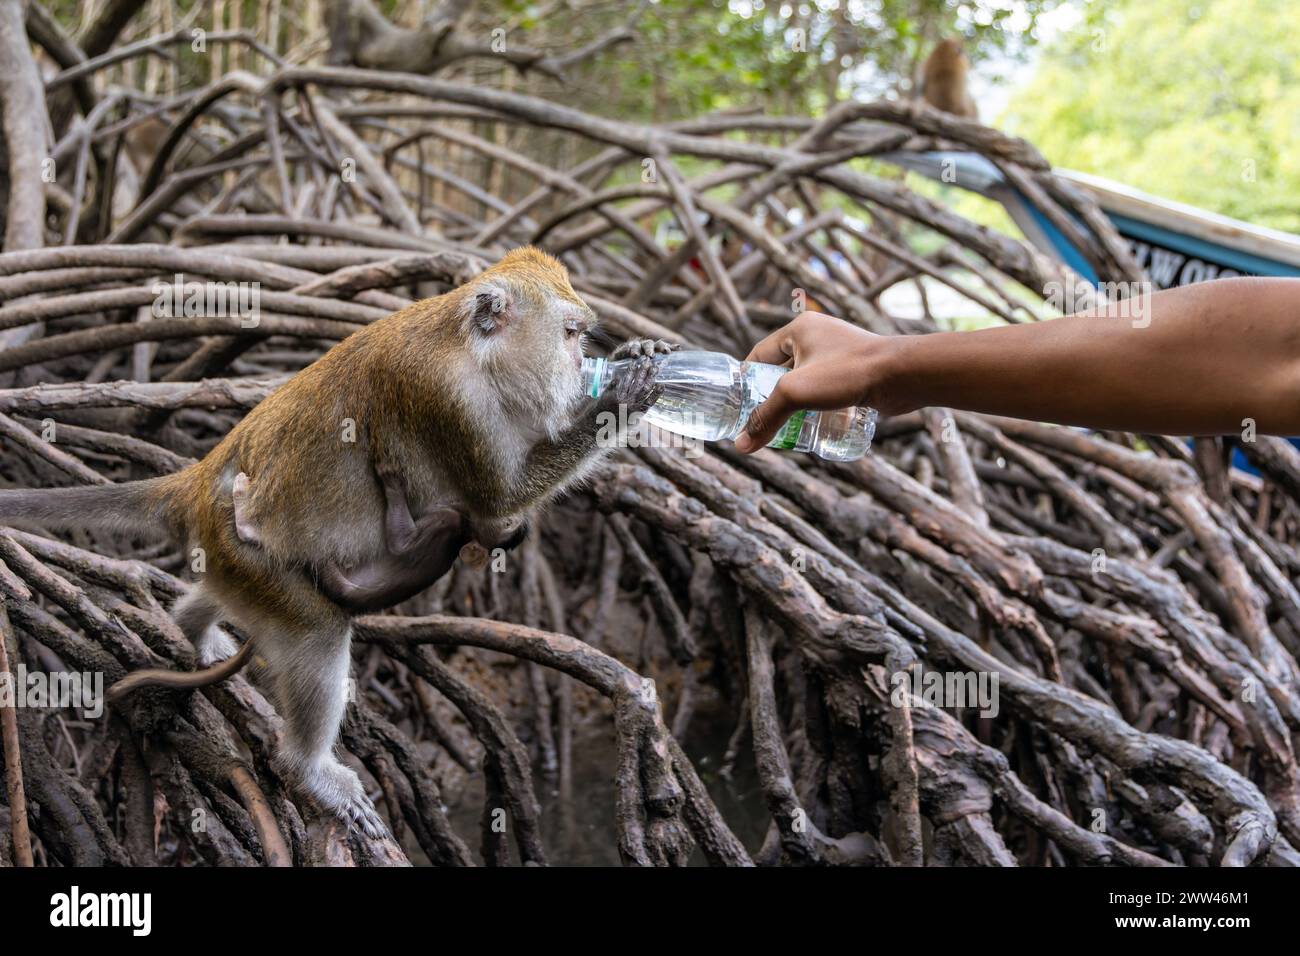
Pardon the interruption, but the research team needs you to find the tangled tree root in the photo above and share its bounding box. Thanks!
[1,27,1298,866]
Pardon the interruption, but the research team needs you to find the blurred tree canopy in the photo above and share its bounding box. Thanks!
[44,0,1298,233]
[1003,0,1300,232]
[537,0,1057,120]
[40,0,1055,118]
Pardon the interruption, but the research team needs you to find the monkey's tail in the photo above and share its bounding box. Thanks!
[106,640,255,706]
[0,476,178,536]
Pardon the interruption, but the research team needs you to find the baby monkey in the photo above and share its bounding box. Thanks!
[0,247,674,836]
[230,466,479,614]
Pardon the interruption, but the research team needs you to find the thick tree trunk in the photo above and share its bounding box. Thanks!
[0,0,47,252]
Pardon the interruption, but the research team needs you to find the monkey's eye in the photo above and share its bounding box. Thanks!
[564,324,582,339]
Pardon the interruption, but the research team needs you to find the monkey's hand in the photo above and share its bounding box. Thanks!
[493,358,663,517]
[611,338,679,360]
[459,542,490,570]
[594,354,663,417]
[460,517,531,570]
[231,472,263,546]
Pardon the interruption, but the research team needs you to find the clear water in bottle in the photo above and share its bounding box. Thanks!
[580,350,877,461]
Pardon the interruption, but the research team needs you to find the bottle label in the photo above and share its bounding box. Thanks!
[586,357,607,398]
[769,410,807,450]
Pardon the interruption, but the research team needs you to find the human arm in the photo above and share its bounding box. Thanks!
[734,277,1300,451]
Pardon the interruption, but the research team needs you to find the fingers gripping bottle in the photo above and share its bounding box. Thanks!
[579,350,878,461]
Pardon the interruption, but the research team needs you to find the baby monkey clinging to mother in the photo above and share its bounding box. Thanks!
[0,247,673,835]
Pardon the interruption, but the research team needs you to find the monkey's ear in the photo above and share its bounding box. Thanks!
[468,286,511,336]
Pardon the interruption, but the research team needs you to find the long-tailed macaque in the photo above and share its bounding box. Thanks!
[921,38,979,120]
[0,247,668,835]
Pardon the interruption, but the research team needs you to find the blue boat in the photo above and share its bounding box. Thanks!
[884,150,1300,285]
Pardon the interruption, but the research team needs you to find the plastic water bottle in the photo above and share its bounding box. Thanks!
[579,350,877,461]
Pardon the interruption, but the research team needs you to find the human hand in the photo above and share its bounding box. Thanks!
[734,311,892,453]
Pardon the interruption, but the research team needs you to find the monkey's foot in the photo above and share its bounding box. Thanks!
[290,757,389,841]
[195,626,239,667]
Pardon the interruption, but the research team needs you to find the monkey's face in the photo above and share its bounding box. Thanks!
[461,247,596,422]
[517,291,594,415]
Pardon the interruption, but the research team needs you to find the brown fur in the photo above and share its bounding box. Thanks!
[154,246,592,630]
[123,116,170,168]
[11,246,632,834]
[921,39,979,120]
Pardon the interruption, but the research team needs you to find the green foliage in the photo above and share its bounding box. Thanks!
[1003,0,1300,232]
[559,0,1056,122]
